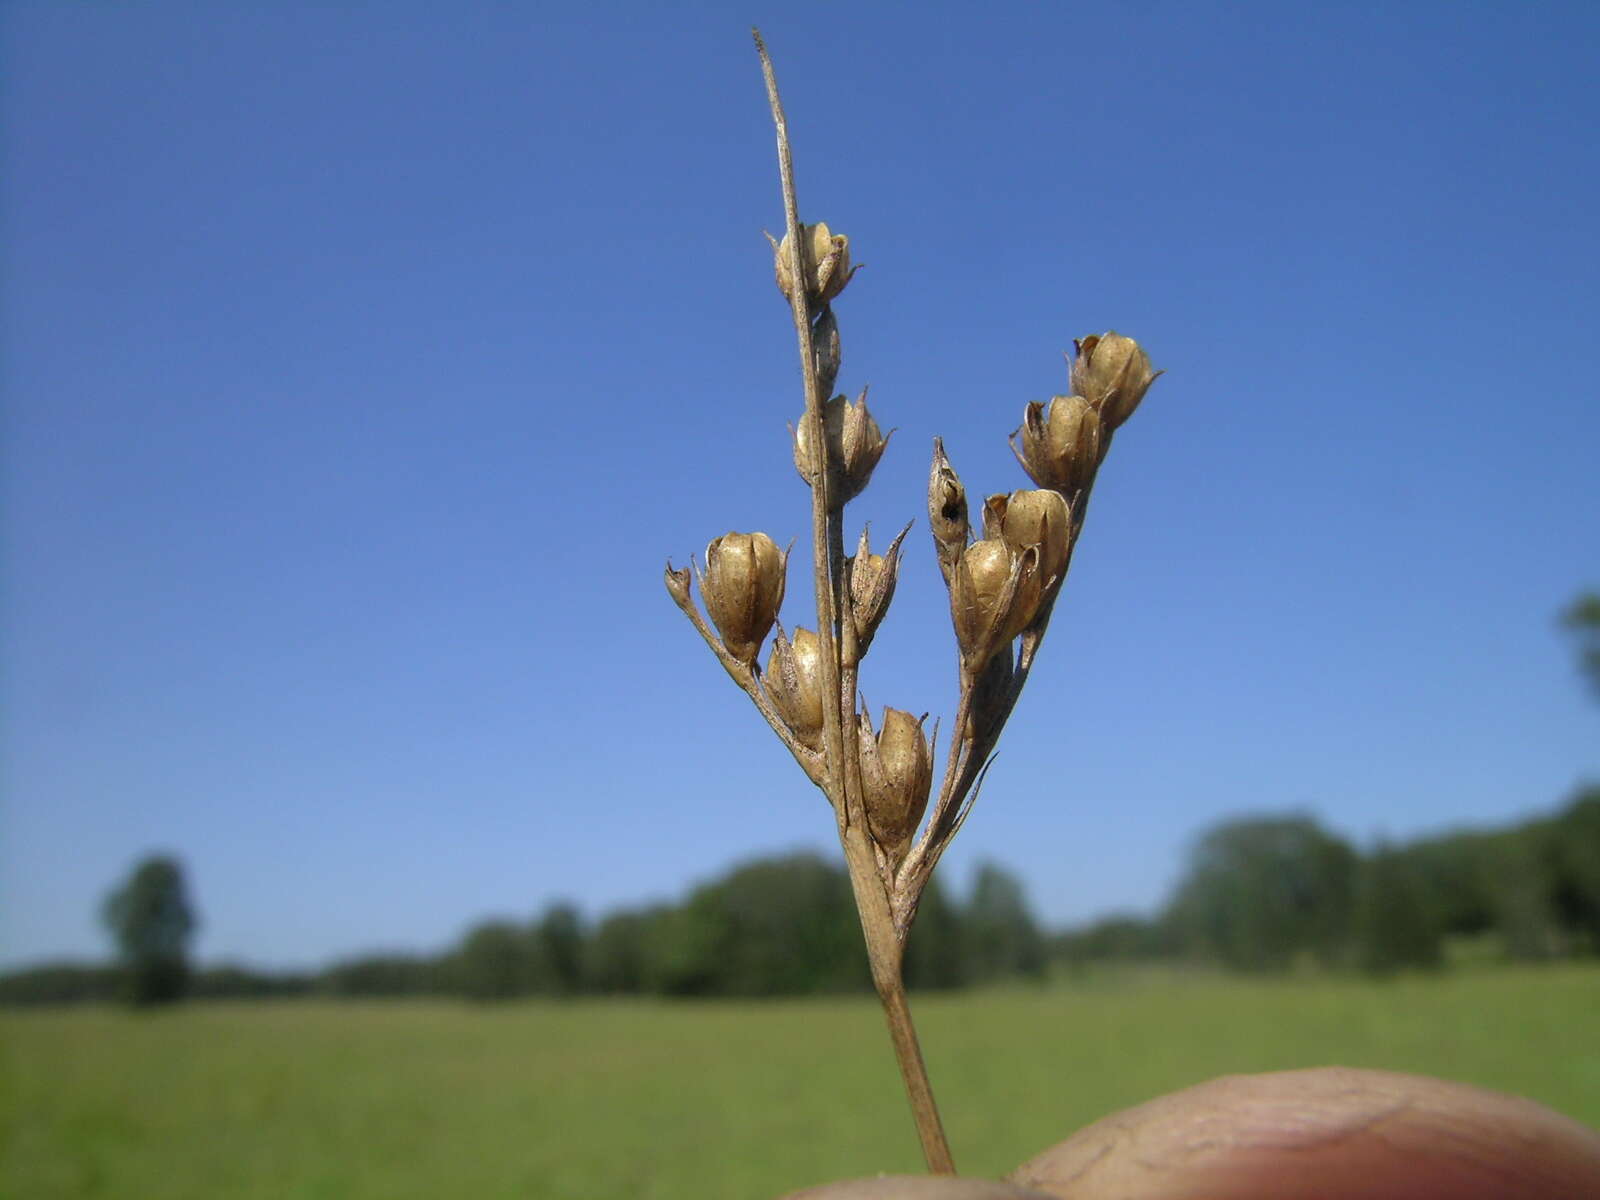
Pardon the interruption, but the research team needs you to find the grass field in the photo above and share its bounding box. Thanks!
[3,965,1597,1199]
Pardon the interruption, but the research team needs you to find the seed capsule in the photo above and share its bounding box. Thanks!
[858,707,933,864]
[1010,394,1105,498]
[793,388,889,506]
[847,523,911,657]
[983,490,1072,591]
[663,561,693,609]
[1070,332,1162,431]
[949,538,1043,668]
[927,439,970,582]
[765,626,826,748]
[772,221,857,305]
[698,532,787,666]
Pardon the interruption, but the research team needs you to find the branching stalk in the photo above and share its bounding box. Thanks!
[666,27,1159,1184]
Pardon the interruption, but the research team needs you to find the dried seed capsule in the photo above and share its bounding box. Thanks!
[847,523,911,657]
[772,221,857,305]
[1010,395,1105,498]
[1069,332,1162,431]
[663,561,693,609]
[858,707,933,865]
[698,532,787,666]
[792,388,889,506]
[927,438,969,581]
[949,538,1042,668]
[765,626,826,749]
[983,489,1072,591]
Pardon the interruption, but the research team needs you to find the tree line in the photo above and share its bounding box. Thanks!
[4,786,1596,1007]
[0,854,1046,1005]
[1060,786,1600,974]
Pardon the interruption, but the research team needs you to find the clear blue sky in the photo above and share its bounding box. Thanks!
[3,2,1596,970]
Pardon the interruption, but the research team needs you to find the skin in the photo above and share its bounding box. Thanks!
[1007,1068,1600,1200]
[786,1069,1600,1200]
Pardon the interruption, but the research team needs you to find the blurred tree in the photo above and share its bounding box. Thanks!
[192,963,314,999]
[902,875,968,990]
[584,907,670,994]
[1562,591,1600,700]
[0,962,118,1005]
[1052,913,1167,969]
[319,953,439,997]
[656,852,867,995]
[532,903,585,995]
[1165,815,1357,971]
[1393,831,1496,943]
[452,920,536,1001]
[101,854,198,1006]
[962,862,1046,982]
[1486,827,1564,960]
[1352,841,1443,974]
[1549,789,1600,954]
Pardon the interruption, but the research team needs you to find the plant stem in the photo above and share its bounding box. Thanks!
[840,830,956,1174]
[754,28,956,1175]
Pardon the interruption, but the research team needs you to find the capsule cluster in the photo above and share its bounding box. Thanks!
[1010,333,1162,512]
[667,212,1160,877]
[932,333,1161,710]
[665,221,942,867]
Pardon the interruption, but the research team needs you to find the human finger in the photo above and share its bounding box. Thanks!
[1008,1066,1600,1200]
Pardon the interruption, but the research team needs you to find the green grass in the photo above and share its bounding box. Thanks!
[3,965,1597,1199]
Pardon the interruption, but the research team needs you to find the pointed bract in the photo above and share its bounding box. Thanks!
[848,522,911,657]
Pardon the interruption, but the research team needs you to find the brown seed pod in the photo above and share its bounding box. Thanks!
[772,221,857,305]
[949,538,1042,669]
[1070,331,1161,431]
[983,489,1072,592]
[1010,394,1105,498]
[662,561,693,609]
[698,532,787,666]
[793,389,889,506]
[858,707,933,865]
[765,626,826,748]
[927,438,970,583]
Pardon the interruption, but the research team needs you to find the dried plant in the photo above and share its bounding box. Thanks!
[664,32,1162,1175]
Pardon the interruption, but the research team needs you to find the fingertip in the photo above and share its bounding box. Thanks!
[1009,1067,1600,1200]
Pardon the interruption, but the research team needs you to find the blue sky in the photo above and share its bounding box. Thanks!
[3,1,1596,970]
